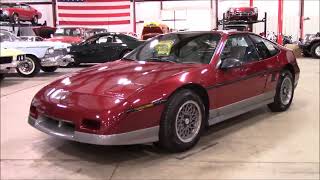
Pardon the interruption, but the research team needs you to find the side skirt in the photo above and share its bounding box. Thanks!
[208,91,275,126]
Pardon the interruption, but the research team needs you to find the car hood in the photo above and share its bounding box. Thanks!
[1,41,71,49]
[50,60,201,100]
[47,36,82,44]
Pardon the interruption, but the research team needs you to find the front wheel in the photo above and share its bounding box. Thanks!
[158,89,205,152]
[16,56,40,77]
[268,70,294,112]
[11,13,19,24]
[311,42,320,59]
[41,66,58,72]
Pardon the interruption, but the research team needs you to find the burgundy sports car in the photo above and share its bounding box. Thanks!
[29,31,300,152]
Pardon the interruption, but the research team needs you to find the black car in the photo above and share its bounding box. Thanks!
[69,33,143,65]
[300,32,320,59]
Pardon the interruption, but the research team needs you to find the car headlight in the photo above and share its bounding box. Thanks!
[47,48,55,54]
[67,47,71,53]
[229,8,235,13]
[254,7,258,14]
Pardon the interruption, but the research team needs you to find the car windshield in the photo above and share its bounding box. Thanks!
[0,31,19,42]
[54,28,81,36]
[124,32,221,64]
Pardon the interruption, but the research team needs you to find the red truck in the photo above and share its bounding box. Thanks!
[226,7,258,21]
[0,3,42,24]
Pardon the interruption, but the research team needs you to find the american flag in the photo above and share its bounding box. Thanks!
[56,0,131,27]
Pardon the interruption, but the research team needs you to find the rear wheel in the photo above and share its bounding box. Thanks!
[16,56,40,77]
[41,66,58,72]
[311,42,320,59]
[158,89,205,152]
[268,70,294,112]
[32,16,38,25]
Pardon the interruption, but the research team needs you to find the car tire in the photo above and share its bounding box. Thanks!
[16,55,40,77]
[268,70,294,112]
[158,89,205,152]
[32,16,38,25]
[310,42,320,59]
[41,66,58,72]
[11,13,19,24]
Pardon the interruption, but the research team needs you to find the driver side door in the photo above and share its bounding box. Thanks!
[209,34,268,122]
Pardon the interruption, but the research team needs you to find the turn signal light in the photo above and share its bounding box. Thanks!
[29,105,38,119]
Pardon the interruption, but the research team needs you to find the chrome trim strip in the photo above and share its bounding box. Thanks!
[28,116,159,145]
[208,91,275,126]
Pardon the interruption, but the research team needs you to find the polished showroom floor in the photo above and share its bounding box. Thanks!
[1,58,319,179]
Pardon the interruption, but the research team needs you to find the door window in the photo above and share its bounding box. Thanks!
[220,35,259,63]
[97,35,113,44]
[249,35,280,59]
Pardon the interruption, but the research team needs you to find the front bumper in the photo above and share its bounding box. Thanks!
[0,62,17,73]
[28,116,159,145]
[40,54,74,67]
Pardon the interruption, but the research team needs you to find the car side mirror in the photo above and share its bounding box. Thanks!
[220,58,243,70]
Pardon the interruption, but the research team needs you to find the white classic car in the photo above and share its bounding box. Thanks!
[0,29,73,77]
[0,48,26,80]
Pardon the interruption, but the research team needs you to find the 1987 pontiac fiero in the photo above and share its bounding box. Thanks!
[29,31,300,152]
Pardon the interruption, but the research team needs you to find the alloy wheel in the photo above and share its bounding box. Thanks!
[280,76,293,105]
[175,100,202,143]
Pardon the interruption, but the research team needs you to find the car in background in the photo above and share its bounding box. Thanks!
[224,24,252,32]
[20,36,43,42]
[300,32,320,59]
[141,22,170,40]
[47,27,108,44]
[226,7,258,21]
[0,48,26,80]
[0,30,73,77]
[29,31,299,152]
[69,32,143,65]
[0,3,42,24]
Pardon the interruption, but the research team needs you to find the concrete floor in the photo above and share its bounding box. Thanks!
[1,58,319,180]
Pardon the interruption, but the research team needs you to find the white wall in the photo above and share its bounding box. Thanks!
[134,0,319,40]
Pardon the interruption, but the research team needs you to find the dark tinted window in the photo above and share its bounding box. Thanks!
[221,35,259,63]
[249,35,280,59]
[126,33,221,64]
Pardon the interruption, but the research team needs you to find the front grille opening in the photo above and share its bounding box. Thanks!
[43,116,75,130]
[81,119,101,131]
[0,57,13,64]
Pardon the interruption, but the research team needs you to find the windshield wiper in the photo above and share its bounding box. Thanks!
[147,57,176,63]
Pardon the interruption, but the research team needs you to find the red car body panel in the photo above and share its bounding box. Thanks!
[29,31,300,144]
[226,7,258,21]
[46,36,83,44]
[0,4,41,21]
